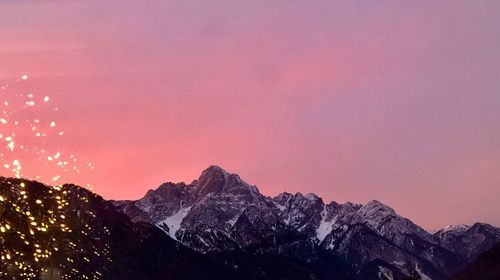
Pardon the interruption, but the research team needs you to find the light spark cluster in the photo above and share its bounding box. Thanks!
[0,76,105,279]
[0,179,111,279]
[0,74,94,187]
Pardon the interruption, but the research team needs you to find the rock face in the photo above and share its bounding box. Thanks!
[0,177,245,280]
[434,223,500,262]
[2,166,499,280]
[450,241,500,280]
[114,165,500,280]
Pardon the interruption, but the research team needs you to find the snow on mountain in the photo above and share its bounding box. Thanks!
[157,206,192,240]
[316,206,335,242]
[113,165,500,280]
[434,223,500,262]
[0,177,240,280]
[441,224,471,234]
[378,266,395,280]
[272,191,324,239]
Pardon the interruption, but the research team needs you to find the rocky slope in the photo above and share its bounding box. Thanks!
[114,165,500,280]
[0,175,358,280]
[450,241,500,280]
[434,223,500,262]
[3,165,497,280]
[0,177,244,280]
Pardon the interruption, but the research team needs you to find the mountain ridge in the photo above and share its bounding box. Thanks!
[2,165,499,279]
[113,165,500,280]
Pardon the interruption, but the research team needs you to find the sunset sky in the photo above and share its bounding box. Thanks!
[1,1,499,230]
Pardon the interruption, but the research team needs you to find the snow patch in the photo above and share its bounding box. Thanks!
[441,224,470,233]
[316,206,334,242]
[157,206,192,240]
[392,260,406,268]
[378,266,394,280]
[227,214,240,227]
[198,235,210,247]
[274,202,286,212]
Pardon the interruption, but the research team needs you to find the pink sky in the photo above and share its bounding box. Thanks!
[1,1,499,229]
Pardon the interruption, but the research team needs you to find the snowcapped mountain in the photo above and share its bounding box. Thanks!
[318,199,464,278]
[434,222,500,262]
[2,175,347,280]
[2,166,499,279]
[0,177,244,280]
[113,165,500,280]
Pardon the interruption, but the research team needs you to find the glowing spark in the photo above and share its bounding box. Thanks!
[0,75,95,186]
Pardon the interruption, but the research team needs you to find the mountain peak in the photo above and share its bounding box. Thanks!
[440,224,471,234]
[194,165,259,199]
[199,165,229,180]
[195,166,229,197]
[108,166,500,279]
[364,199,393,209]
[358,200,396,218]
[305,193,320,201]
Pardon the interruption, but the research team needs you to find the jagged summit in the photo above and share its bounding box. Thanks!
[195,165,229,197]
[3,168,499,280]
[198,165,229,180]
[304,193,320,200]
[194,165,259,199]
[359,199,396,216]
[2,172,498,279]
[112,167,500,280]
[440,224,471,234]
[0,177,242,280]
[434,222,500,262]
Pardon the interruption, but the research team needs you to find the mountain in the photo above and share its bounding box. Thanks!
[450,241,500,280]
[0,175,356,280]
[0,176,244,280]
[434,223,500,262]
[114,165,500,280]
[2,165,499,280]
